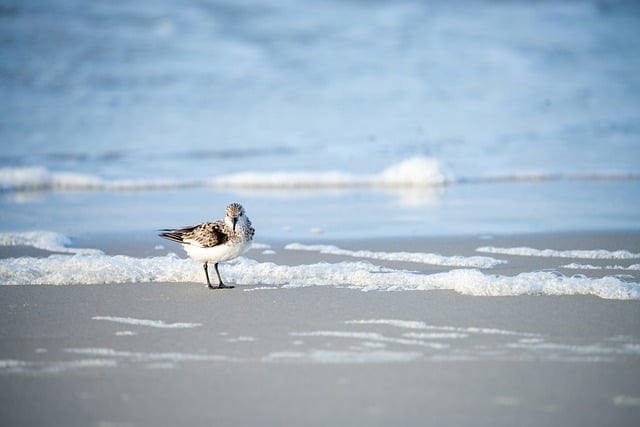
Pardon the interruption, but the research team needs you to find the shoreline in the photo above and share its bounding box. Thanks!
[1,229,639,426]
[0,230,640,292]
[0,229,639,298]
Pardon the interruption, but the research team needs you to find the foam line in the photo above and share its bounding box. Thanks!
[476,246,640,259]
[2,254,638,300]
[92,316,202,329]
[285,243,505,268]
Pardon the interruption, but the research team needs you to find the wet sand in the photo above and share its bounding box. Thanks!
[1,231,639,426]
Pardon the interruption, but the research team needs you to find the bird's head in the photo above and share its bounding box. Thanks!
[225,202,245,232]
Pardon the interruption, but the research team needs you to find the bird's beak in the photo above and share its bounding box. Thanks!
[232,217,238,232]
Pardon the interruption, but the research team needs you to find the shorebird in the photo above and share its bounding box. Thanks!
[159,202,254,289]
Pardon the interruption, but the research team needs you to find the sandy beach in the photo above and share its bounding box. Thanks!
[3,0,640,425]
[1,231,639,427]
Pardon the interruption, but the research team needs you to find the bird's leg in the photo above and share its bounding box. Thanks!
[214,263,234,289]
[203,262,214,289]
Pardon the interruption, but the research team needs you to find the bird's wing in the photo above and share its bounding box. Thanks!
[159,220,229,248]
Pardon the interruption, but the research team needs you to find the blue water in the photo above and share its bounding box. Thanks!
[1,0,640,239]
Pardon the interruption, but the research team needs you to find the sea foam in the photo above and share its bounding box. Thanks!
[0,231,101,255]
[92,316,202,329]
[285,243,504,268]
[1,253,638,300]
[476,246,640,259]
[3,157,638,194]
[0,157,448,192]
[345,319,541,337]
[2,231,638,299]
[561,263,640,271]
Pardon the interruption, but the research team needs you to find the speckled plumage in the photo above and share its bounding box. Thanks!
[159,202,254,289]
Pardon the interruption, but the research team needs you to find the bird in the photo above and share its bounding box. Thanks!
[159,202,254,289]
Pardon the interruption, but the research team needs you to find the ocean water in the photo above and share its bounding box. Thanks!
[1,0,640,239]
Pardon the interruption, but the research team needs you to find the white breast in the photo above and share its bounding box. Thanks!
[183,239,252,263]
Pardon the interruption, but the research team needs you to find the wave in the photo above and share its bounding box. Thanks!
[0,157,446,192]
[0,231,101,255]
[0,166,203,192]
[1,157,638,193]
[1,253,638,300]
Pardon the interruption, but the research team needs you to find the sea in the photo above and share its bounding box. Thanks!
[2,0,640,239]
[1,0,640,298]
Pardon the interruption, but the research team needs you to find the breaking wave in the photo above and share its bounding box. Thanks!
[1,157,637,193]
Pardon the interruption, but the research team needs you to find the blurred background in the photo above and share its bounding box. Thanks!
[1,0,639,239]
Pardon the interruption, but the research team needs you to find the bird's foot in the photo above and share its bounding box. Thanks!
[208,283,235,290]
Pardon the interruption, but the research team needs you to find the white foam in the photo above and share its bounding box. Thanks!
[0,166,195,192]
[211,170,359,189]
[244,286,280,291]
[507,341,640,356]
[345,319,541,337]
[0,358,118,375]
[211,156,448,189]
[92,316,202,329]
[115,331,137,336]
[561,263,640,271]
[291,331,449,349]
[374,157,448,187]
[4,158,639,194]
[65,348,233,363]
[262,350,423,364]
[284,243,505,268]
[403,332,469,339]
[0,253,197,285]
[0,157,447,192]
[345,319,429,330]
[226,336,256,343]
[232,261,640,300]
[1,253,639,299]
[613,395,640,407]
[0,231,101,255]
[476,246,640,259]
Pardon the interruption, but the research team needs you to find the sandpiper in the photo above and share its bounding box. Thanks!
[159,202,254,289]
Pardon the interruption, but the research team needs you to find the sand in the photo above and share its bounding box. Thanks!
[1,231,639,426]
